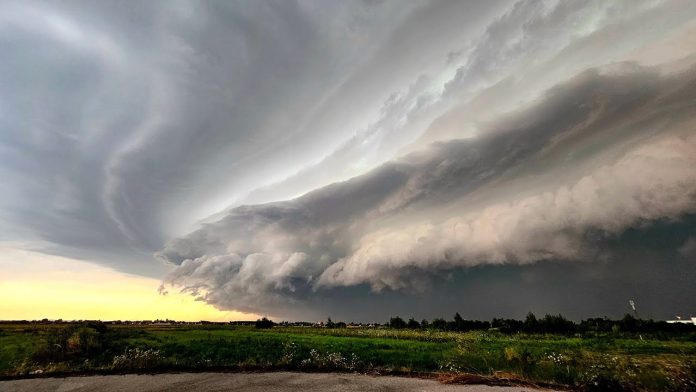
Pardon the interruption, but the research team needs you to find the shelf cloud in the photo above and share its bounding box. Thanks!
[159,65,696,316]
[3,0,696,320]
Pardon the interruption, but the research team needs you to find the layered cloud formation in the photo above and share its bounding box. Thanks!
[159,65,696,316]
[3,0,696,319]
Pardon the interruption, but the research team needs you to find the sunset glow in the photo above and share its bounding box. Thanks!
[0,245,257,321]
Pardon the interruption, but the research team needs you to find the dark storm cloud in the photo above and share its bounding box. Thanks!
[159,65,696,317]
[2,0,696,319]
[274,216,696,322]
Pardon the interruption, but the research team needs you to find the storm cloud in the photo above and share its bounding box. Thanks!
[159,64,696,317]
[3,0,696,320]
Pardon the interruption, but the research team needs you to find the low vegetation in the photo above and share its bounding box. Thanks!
[1,315,695,391]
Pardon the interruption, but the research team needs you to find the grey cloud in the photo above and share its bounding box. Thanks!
[241,0,696,206]
[0,0,525,272]
[0,0,430,272]
[416,0,696,146]
[281,220,696,322]
[679,237,696,259]
[160,64,696,316]
[3,0,696,320]
[319,132,696,289]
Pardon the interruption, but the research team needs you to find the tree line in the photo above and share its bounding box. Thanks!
[254,313,696,334]
[385,312,696,334]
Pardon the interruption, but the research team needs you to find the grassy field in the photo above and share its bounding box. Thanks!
[1,323,695,391]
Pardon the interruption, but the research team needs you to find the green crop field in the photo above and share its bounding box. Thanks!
[1,322,695,391]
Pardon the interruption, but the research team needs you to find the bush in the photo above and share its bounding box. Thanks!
[255,317,275,329]
[280,341,299,365]
[67,327,101,356]
[31,325,105,363]
[503,346,537,377]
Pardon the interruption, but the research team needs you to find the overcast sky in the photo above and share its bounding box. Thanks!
[3,0,696,321]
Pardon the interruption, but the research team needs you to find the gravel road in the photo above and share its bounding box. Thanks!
[1,372,556,392]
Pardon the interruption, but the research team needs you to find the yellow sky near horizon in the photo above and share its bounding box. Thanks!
[0,244,259,321]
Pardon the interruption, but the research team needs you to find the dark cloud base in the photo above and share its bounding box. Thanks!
[275,215,696,322]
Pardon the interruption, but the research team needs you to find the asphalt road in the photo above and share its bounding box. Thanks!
[1,372,555,392]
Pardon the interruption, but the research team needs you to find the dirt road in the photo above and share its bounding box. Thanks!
[1,372,555,391]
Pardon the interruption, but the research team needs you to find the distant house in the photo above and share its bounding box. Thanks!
[666,316,696,325]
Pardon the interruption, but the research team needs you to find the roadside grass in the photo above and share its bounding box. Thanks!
[1,323,695,391]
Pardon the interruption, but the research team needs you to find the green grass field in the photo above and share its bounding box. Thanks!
[1,323,695,391]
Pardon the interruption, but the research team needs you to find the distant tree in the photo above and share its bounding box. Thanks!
[579,317,613,333]
[539,314,575,334]
[255,317,275,329]
[326,317,336,328]
[420,319,430,329]
[431,318,447,330]
[492,318,523,333]
[619,314,638,333]
[453,313,465,330]
[445,313,490,332]
[335,321,347,328]
[407,318,420,329]
[523,312,539,333]
[389,316,407,329]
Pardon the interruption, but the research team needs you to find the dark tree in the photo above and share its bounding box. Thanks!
[540,314,575,334]
[492,318,523,333]
[453,312,465,331]
[523,312,539,333]
[389,316,407,329]
[407,318,421,329]
[619,314,638,333]
[255,317,275,329]
[431,318,447,330]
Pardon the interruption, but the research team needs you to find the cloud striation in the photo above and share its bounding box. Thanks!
[159,65,696,317]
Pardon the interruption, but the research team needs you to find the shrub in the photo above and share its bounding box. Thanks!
[255,317,275,329]
[503,346,537,377]
[280,341,299,365]
[30,324,109,364]
[67,327,101,356]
